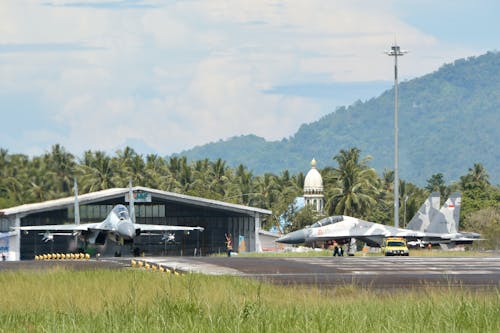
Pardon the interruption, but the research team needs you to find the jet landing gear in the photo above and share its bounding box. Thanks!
[114,243,123,257]
[127,241,141,257]
[114,237,139,257]
[114,243,141,257]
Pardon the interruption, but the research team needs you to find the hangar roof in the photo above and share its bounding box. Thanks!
[0,186,272,217]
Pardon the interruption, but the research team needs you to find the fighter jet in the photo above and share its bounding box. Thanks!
[276,192,480,247]
[276,215,428,247]
[15,181,204,248]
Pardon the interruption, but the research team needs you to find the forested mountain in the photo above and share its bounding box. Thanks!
[178,52,500,185]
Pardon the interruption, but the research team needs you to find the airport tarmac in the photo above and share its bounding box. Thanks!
[2,256,500,289]
[138,256,500,289]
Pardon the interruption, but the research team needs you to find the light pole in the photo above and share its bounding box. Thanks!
[403,195,409,228]
[386,43,407,229]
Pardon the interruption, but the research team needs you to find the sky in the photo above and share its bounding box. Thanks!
[1,0,498,157]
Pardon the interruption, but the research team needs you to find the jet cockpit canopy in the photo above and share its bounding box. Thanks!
[311,216,344,228]
[113,204,130,220]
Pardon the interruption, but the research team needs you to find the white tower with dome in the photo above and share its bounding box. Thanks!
[303,158,324,213]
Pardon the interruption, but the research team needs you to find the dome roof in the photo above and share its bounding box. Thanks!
[304,158,323,193]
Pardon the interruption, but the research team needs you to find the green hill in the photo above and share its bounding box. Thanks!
[177,52,500,185]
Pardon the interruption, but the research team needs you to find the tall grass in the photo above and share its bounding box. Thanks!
[0,268,499,332]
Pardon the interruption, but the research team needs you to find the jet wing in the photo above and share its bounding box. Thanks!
[134,224,204,233]
[15,223,100,232]
[421,234,484,244]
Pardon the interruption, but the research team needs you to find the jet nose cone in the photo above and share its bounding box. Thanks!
[118,222,135,239]
[276,229,306,244]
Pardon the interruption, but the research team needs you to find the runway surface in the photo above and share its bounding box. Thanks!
[140,256,500,289]
[2,256,500,289]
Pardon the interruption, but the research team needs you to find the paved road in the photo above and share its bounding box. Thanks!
[141,256,500,289]
[2,256,500,289]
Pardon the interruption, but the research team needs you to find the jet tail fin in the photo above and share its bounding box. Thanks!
[128,180,136,224]
[427,192,461,234]
[406,192,440,231]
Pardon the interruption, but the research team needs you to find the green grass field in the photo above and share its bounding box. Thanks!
[0,268,499,332]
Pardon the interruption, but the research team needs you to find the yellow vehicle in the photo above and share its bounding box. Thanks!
[382,237,409,256]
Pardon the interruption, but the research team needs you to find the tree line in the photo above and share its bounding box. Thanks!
[1,145,498,247]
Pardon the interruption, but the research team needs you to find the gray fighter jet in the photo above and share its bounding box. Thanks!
[15,181,204,247]
[276,192,480,247]
[276,215,427,247]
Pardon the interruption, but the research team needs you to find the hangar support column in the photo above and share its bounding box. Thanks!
[12,215,21,261]
[4,215,22,261]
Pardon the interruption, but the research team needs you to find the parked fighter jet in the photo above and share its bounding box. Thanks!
[276,192,480,247]
[15,181,204,248]
[276,215,427,247]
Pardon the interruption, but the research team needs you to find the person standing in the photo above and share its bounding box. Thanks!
[332,240,340,256]
[225,233,233,257]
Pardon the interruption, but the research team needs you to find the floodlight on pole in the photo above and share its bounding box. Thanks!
[386,43,407,229]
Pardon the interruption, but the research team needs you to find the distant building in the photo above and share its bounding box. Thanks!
[258,230,283,252]
[0,187,271,260]
[303,158,324,213]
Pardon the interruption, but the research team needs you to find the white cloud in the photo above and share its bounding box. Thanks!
[0,0,488,156]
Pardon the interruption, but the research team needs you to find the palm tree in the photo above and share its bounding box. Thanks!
[293,172,305,190]
[253,173,279,209]
[0,149,8,174]
[2,154,31,205]
[168,156,183,179]
[128,155,146,186]
[178,157,193,192]
[144,154,179,191]
[425,173,449,199]
[226,164,254,205]
[2,177,25,205]
[26,155,56,202]
[324,148,378,218]
[78,151,116,192]
[270,169,302,232]
[43,144,76,195]
[111,146,144,186]
[274,170,301,202]
[208,158,229,198]
[460,163,490,190]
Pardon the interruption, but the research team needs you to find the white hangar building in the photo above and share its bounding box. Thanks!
[0,187,271,260]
